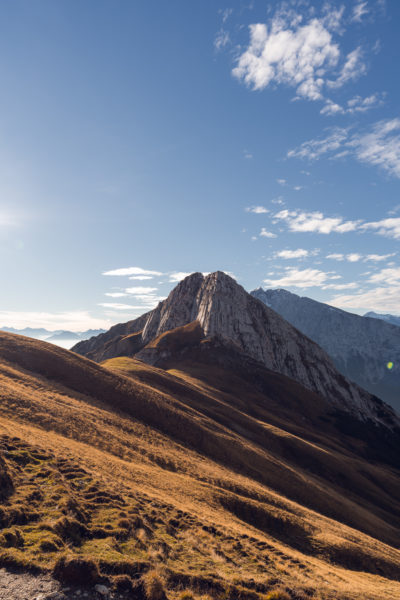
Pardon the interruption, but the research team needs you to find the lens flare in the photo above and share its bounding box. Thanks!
[387,361,394,370]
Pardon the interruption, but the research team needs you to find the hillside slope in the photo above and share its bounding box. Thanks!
[0,332,400,599]
[251,288,400,410]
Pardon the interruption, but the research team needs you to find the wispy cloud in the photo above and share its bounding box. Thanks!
[331,286,400,313]
[275,248,309,259]
[351,1,369,23]
[330,263,400,313]
[263,267,344,289]
[0,311,110,332]
[360,217,400,239]
[320,93,384,116]
[125,286,158,295]
[105,292,128,298]
[98,303,154,311]
[327,46,366,88]
[368,266,400,285]
[274,209,359,234]
[169,272,194,282]
[274,207,400,240]
[245,205,269,214]
[288,119,400,178]
[103,266,162,277]
[326,252,395,262]
[214,29,230,51]
[259,227,277,239]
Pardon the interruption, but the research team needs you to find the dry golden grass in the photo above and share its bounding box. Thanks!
[0,331,399,599]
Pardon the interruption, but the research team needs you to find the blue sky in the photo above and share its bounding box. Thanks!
[1,0,399,331]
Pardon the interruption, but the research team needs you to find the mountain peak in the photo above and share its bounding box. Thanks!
[73,271,399,428]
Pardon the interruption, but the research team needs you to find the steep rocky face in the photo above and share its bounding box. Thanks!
[252,288,400,411]
[73,272,398,426]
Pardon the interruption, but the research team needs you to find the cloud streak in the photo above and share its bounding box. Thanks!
[263,267,348,289]
[103,266,163,277]
[288,119,400,178]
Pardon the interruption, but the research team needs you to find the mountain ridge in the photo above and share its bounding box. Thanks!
[252,287,400,411]
[73,271,398,430]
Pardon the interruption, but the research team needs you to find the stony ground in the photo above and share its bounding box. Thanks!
[0,568,131,600]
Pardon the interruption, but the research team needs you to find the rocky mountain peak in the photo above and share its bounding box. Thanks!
[73,272,399,428]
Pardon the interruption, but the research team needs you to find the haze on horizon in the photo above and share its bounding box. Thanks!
[1,0,399,332]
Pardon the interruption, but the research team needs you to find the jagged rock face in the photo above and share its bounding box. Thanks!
[252,288,400,412]
[74,272,398,426]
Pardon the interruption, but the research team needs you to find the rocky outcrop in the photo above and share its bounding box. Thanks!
[252,288,400,411]
[73,272,399,427]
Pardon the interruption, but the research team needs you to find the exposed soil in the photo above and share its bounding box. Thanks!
[0,567,132,599]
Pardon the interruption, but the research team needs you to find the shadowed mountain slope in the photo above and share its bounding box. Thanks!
[252,288,400,411]
[73,272,398,429]
[0,331,400,599]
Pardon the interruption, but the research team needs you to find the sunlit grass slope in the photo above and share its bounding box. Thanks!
[0,331,399,599]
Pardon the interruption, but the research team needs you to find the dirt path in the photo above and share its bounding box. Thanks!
[0,568,127,600]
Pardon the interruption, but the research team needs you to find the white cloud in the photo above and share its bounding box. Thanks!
[326,252,395,262]
[322,282,359,290]
[274,209,359,234]
[98,303,153,311]
[129,275,154,280]
[320,93,384,116]
[271,196,285,205]
[327,46,366,88]
[360,217,400,239]
[352,1,369,23]
[103,266,163,277]
[288,127,348,160]
[330,263,400,313]
[0,310,110,332]
[125,287,158,295]
[220,8,233,24]
[244,150,253,159]
[275,248,309,259]
[326,253,344,260]
[169,272,193,282]
[214,29,230,51]
[367,267,400,285]
[365,253,395,261]
[388,204,400,216]
[347,253,362,262]
[331,286,400,313]
[277,178,287,186]
[288,119,400,179]
[105,292,128,298]
[232,8,342,102]
[273,207,400,240]
[263,267,339,288]
[246,206,269,214]
[320,99,343,116]
[260,227,277,238]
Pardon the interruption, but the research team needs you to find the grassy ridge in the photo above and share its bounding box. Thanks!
[0,332,399,599]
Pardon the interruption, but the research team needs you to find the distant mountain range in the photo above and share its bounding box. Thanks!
[364,311,400,327]
[252,288,400,411]
[0,327,106,347]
